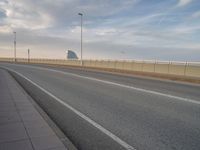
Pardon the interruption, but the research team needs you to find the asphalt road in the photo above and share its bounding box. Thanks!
[0,62,200,150]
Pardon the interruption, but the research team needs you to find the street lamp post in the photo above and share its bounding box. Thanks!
[28,49,30,63]
[78,13,83,66]
[13,32,16,62]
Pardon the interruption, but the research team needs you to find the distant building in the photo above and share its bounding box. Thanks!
[66,50,78,59]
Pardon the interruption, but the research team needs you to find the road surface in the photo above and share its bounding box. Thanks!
[0,62,200,150]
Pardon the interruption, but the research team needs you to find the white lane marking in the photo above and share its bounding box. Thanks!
[3,67,136,150]
[8,63,200,105]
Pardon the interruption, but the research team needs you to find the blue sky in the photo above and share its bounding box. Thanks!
[0,0,200,61]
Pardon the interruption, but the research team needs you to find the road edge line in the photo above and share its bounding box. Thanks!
[2,66,136,150]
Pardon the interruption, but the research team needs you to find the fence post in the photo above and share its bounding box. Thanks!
[122,60,125,70]
[168,61,170,74]
[184,62,188,76]
[132,60,135,71]
[142,60,144,72]
[114,60,117,70]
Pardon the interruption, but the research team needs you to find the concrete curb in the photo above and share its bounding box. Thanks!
[1,67,77,150]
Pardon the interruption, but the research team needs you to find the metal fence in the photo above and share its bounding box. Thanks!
[0,58,200,78]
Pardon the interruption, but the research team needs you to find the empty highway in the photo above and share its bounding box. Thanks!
[0,62,200,150]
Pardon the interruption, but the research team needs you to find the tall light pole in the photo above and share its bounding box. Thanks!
[28,49,30,63]
[78,13,83,66]
[13,31,16,62]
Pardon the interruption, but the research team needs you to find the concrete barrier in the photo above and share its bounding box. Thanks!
[123,61,133,71]
[0,57,200,78]
[0,58,14,62]
[143,62,155,73]
[185,63,200,78]
[155,62,169,74]
[133,61,143,72]
[115,61,124,70]
[169,62,185,76]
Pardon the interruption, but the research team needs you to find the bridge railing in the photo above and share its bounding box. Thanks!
[0,58,200,78]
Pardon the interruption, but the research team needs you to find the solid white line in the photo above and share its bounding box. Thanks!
[10,64,200,105]
[3,67,136,150]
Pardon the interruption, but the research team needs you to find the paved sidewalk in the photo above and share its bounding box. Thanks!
[0,69,68,150]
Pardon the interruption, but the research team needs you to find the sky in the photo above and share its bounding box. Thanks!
[0,0,200,61]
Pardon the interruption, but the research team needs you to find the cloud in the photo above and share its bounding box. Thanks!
[0,25,12,33]
[78,0,139,17]
[0,0,200,61]
[172,25,200,34]
[177,0,192,7]
[0,0,53,30]
[192,11,200,18]
[0,0,140,30]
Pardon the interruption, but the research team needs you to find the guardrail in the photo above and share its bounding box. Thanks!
[0,57,200,78]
